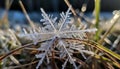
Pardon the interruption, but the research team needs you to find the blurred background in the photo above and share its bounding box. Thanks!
[0,0,120,27]
[0,0,120,12]
[0,1,120,69]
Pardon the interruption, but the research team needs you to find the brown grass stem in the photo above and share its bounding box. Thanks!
[19,0,35,29]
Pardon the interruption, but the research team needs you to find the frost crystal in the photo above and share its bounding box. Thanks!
[23,6,97,69]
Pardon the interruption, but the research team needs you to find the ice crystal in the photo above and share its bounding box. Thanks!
[23,6,97,69]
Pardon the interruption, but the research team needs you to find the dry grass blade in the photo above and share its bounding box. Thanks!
[62,38,120,60]
[95,55,120,68]
[62,38,120,68]
[8,60,39,69]
[0,39,48,61]
[19,0,35,29]
[0,38,120,68]
[64,0,81,27]
[0,0,14,29]
[0,43,33,61]
[99,11,120,44]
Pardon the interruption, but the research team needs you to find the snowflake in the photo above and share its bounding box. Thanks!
[23,6,97,69]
